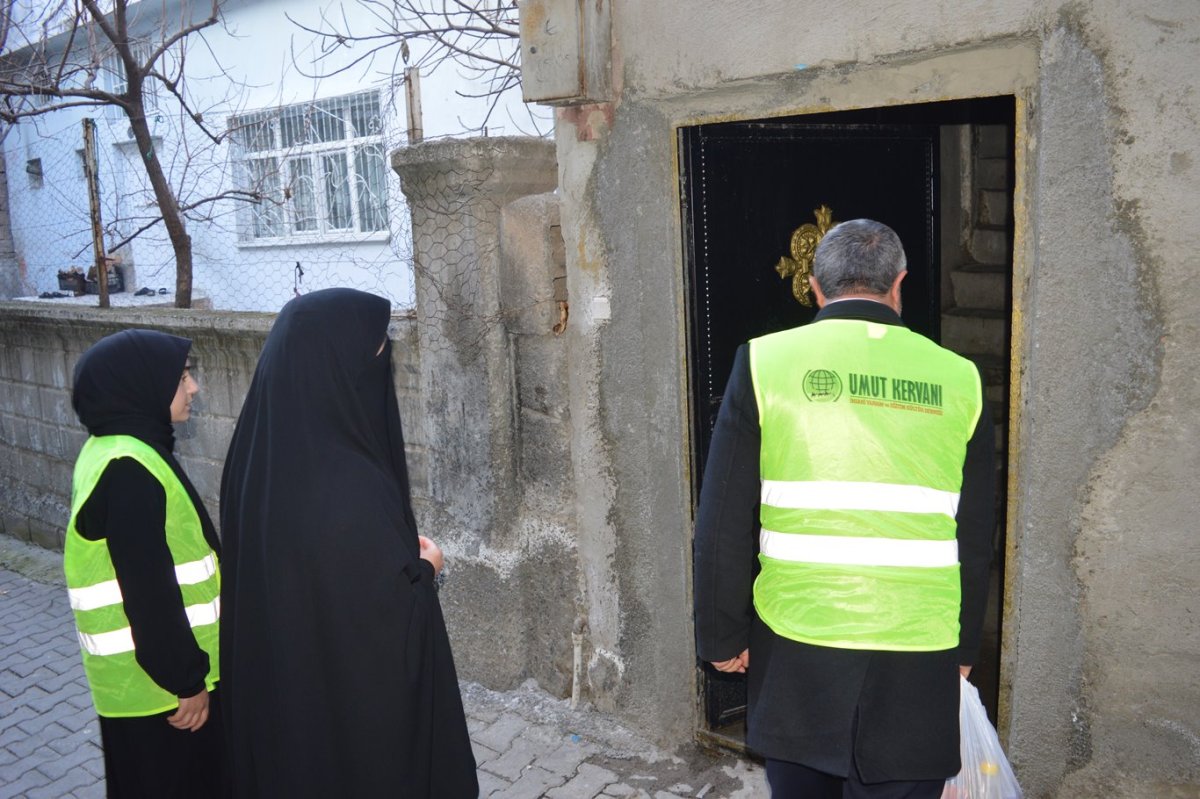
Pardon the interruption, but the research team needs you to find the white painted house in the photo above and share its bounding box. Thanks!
[1,0,541,310]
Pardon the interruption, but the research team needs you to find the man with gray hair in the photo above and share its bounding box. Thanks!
[694,219,995,797]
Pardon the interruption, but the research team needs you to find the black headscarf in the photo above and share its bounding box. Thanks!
[73,329,190,450]
[219,288,476,798]
[72,329,217,544]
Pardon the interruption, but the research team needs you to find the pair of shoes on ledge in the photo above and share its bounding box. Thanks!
[134,287,170,296]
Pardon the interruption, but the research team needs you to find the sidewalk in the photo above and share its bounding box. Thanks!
[0,539,765,799]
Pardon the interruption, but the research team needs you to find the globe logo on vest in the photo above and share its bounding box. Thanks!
[802,369,842,402]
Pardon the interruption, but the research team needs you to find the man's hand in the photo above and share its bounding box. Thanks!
[167,689,209,732]
[712,649,749,674]
[418,535,444,576]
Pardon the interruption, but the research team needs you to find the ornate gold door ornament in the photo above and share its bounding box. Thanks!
[774,205,837,306]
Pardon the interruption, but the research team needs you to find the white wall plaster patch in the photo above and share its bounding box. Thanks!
[590,647,627,678]
[591,296,611,322]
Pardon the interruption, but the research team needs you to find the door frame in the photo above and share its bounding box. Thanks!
[671,95,1030,748]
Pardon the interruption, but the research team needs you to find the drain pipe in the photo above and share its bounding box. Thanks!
[570,616,587,710]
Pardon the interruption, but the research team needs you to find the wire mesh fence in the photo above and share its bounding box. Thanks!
[2,90,418,313]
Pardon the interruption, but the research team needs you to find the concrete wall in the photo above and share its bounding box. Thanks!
[0,305,268,548]
[0,305,423,550]
[391,138,583,697]
[0,306,416,538]
[537,0,1199,796]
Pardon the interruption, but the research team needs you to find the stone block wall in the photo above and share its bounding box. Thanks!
[0,314,79,549]
[0,303,421,550]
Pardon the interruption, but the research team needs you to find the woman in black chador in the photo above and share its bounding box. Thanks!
[219,288,478,797]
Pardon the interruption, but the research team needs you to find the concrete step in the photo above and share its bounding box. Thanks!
[957,353,1008,421]
[969,227,1010,266]
[978,189,1011,227]
[941,308,1007,357]
[949,263,1008,311]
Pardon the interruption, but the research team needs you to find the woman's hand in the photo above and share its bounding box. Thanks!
[167,689,209,731]
[418,535,444,576]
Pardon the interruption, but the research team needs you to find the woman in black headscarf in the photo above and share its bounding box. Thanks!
[219,288,477,797]
[66,329,224,798]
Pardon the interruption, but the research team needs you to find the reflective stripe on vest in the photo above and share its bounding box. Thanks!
[76,596,221,656]
[749,319,981,652]
[761,480,960,518]
[760,529,959,567]
[69,553,217,611]
[77,627,134,658]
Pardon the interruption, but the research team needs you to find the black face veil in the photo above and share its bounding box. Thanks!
[219,288,476,797]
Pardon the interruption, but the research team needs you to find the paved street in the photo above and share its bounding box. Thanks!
[0,540,764,798]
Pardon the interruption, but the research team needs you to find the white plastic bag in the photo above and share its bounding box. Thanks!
[941,675,1022,799]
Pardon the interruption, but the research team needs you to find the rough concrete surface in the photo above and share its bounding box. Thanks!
[1002,22,1163,795]
[1056,3,1200,794]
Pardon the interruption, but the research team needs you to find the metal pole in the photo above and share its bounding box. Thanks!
[405,67,423,144]
[82,118,109,308]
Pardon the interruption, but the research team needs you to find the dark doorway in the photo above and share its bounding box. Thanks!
[681,97,1015,749]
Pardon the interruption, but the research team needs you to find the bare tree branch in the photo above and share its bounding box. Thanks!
[96,188,266,255]
[285,0,541,136]
[0,93,126,125]
[144,0,221,67]
[146,65,225,146]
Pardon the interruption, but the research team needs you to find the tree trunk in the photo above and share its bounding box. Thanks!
[125,82,194,308]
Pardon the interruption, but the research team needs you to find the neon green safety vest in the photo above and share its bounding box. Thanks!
[64,435,220,717]
[749,318,983,651]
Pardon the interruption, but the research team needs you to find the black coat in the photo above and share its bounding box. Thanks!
[219,289,477,797]
[693,300,995,782]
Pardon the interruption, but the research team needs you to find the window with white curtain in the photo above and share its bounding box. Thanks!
[231,91,389,243]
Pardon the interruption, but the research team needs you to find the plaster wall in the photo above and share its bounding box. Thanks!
[545,0,1199,795]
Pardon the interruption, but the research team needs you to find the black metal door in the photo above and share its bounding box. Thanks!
[681,119,941,735]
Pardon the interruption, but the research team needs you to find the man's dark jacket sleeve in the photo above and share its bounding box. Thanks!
[955,394,995,664]
[693,345,760,663]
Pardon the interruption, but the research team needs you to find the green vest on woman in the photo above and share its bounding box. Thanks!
[750,317,983,652]
[65,435,220,717]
